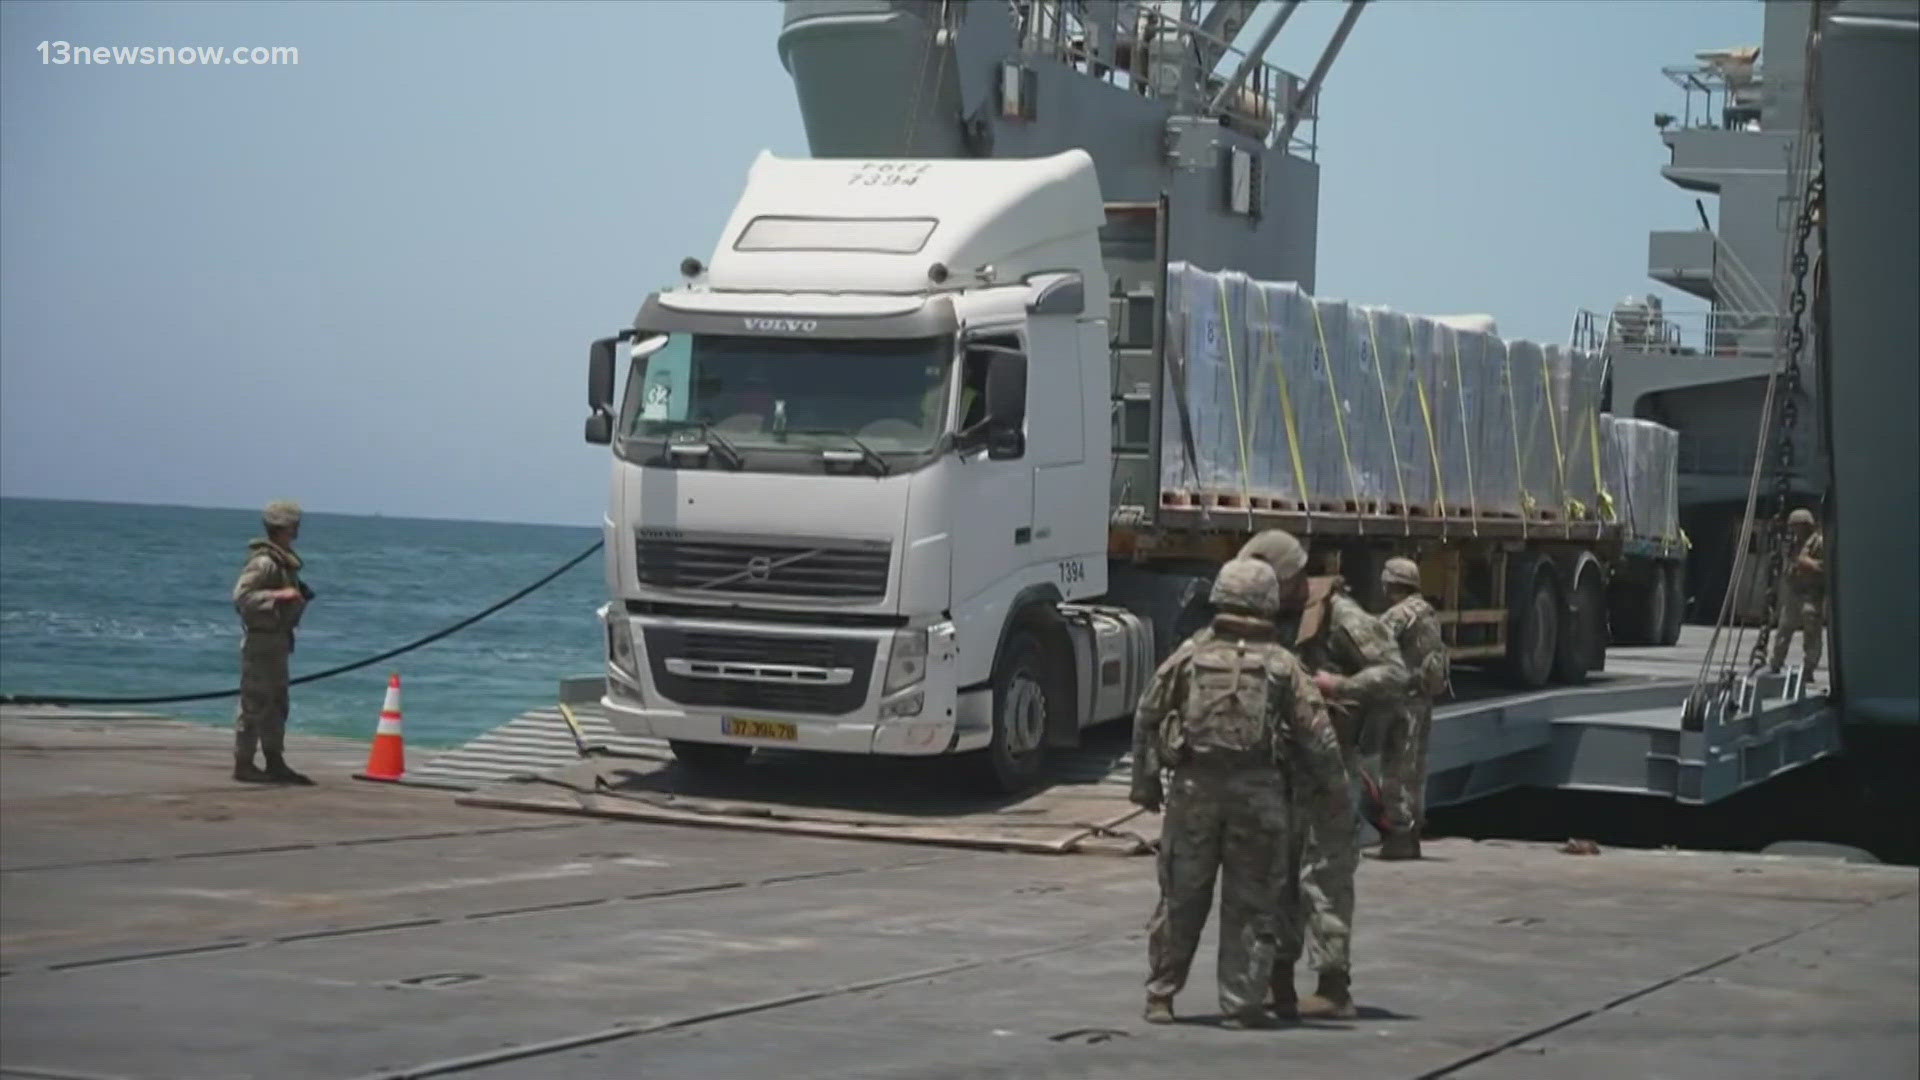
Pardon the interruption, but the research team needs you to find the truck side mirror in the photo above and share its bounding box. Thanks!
[586,336,619,445]
[584,411,612,445]
[588,337,617,412]
[985,350,1027,460]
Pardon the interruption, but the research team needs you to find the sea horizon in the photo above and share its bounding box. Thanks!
[1,498,608,750]
[0,493,600,533]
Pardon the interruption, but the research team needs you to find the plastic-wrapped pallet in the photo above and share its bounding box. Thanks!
[1160,263,1229,499]
[1303,296,1363,508]
[1243,278,1315,506]
[1414,316,1471,516]
[1540,343,1577,515]
[1602,414,1681,542]
[1434,314,1500,337]
[1338,303,1388,508]
[1357,305,1432,513]
[1506,340,1562,518]
[1462,329,1523,516]
[1559,347,1610,521]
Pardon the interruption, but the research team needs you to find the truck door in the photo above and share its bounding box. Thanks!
[950,330,1036,607]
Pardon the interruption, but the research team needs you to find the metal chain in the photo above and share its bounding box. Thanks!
[1748,166,1825,672]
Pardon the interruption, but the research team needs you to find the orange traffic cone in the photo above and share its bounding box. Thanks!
[357,673,406,781]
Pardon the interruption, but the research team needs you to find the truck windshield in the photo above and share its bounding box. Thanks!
[619,333,954,456]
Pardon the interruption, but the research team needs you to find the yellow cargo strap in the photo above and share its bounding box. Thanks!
[1364,310,1411,530]
[1539,347,1569,518]
[1501,344,1529,538]
[1217,278,1254,522]
[1252,287,1312,511]
[1309,302,1364,530]
[1587,406,1616,522]
[1449,334,1480,536]
[1405,318,1447,523]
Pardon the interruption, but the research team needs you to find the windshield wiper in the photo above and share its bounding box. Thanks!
[794,428,892,476]
[665,421,745,470]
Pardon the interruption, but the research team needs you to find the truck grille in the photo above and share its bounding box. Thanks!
[643,627,875,716]
[634,533,891,600]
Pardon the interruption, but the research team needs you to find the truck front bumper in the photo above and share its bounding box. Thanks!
[598,606,977,756]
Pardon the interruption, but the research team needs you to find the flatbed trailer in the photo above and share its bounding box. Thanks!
[1095,200,1688,689]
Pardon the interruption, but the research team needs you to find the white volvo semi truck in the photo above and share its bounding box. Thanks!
[583,150,1682,792]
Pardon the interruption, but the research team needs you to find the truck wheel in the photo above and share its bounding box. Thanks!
[1661,563,1687,646]
[1505,562,1559,689]
[1639,569,1670,647]
[977,627,1054,794]
[1553,567,1604,685]
[668,740,753,771]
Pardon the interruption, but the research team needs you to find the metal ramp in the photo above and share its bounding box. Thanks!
[1426,668,1840,807]
[409,658,1839,854]
[405,704,1132,793]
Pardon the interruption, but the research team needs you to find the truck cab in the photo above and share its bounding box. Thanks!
[585,150,1154,791]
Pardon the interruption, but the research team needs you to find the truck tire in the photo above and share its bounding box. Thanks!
[1639,569,1670,647]
[1554,566,1604,685]
[1505,561,1559,689]
[669,740,753,771]
[1661,562,1687,646]
[976,627,1055,794]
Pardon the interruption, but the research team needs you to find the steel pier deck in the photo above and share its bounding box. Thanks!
[1,705,1911,1080]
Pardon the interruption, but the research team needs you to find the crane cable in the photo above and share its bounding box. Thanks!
[0,541,605,708]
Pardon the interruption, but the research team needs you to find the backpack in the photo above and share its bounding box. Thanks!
[1168,635,1281,765]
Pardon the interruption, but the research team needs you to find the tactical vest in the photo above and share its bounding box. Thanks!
[1164,634,1282,769]
[1787,531,1826,597]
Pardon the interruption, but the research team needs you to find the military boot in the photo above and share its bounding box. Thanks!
[1220,1009,1275,1030]
[263,753,314,786]
[1142,994,1175,1025]
[233,756,273,784]
[1298,971,1357,1019]
[1267,975,1299,1021]
[1377,832,1422,860]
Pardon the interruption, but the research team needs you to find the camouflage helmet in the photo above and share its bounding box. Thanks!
[1237,529,1307,586]
[262,500,303,529]
[1210,557,1281,617]
[1788,508,1815,526]
[1381,557,1422,591]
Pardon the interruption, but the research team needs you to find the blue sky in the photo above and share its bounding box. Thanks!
[0,0,1763,526]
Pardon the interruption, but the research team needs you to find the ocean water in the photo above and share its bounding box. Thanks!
[0,498,607,749]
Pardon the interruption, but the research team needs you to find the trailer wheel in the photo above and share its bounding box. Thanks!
[1554,566,1604,685]
[668,740,753,771]
[975,627,1054,794]
[1638,569,1670,647]
[1661,562,1687,646]
[1505,561,1559,689]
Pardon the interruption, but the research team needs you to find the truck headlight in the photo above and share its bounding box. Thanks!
[607,616,638,679]
[884,628,928,694]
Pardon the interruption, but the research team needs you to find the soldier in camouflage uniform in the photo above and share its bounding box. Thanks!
[1377,557,1448,860]
[1238,530,1410,1020]
[232,500,314,785]
[1769,508,1827,680]
[1130,558,1351,1028]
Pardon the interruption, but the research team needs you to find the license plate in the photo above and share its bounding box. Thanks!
[722,717,797,741]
